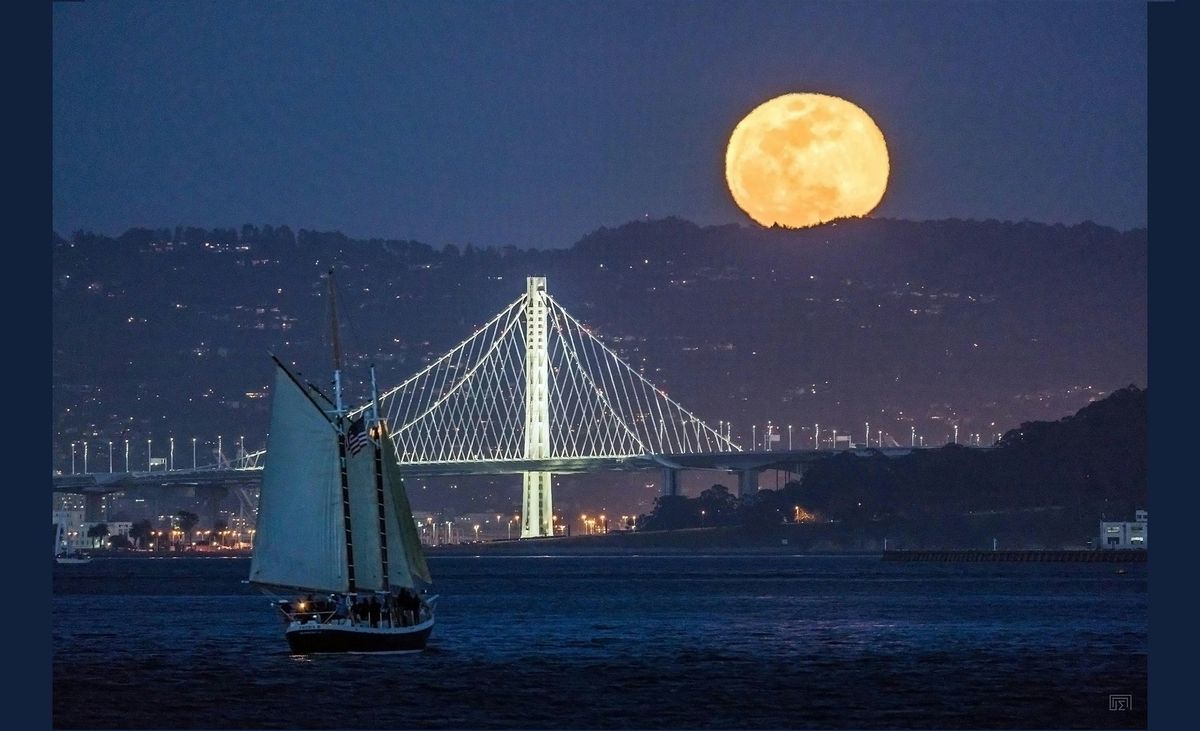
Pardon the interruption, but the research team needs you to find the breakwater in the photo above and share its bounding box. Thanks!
[882,549,1146,562]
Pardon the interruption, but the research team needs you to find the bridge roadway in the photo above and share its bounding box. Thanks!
[52,446,974,494]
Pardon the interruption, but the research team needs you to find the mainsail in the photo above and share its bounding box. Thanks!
[383,436,432,584]
[249,362,348,593]
[345,419,431,589]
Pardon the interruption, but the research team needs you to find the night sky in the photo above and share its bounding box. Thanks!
[53,1,1146,250]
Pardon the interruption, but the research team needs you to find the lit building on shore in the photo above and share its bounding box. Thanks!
[1100,509,1147,550]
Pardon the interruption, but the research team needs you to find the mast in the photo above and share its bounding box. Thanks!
[328,269,345,417]
[370,364,391,592]
[328,270,356,593]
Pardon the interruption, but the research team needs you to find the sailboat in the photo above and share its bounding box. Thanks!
[248,272,436,654]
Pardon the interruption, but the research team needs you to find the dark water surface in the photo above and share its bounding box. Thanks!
[53,554,1146,729]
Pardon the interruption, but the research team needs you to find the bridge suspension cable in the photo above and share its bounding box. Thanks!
[353,284,739,464]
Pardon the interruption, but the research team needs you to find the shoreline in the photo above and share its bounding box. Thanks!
[70,525,1139,561]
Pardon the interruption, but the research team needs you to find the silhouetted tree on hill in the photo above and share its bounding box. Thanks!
[636,386,1146,535]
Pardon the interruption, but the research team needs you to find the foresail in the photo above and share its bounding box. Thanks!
[382,437,433,585]
[249,362,348,593]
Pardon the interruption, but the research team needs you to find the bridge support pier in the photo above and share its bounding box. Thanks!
[521,277,553,538]
[737,469,759,498]
[84,493,105,522]
[521,471,553,538]
[661,468,680,497]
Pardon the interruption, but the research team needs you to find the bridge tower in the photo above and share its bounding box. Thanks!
[521,276,553,537]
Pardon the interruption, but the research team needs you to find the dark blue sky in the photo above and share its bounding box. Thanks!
[53,1,1146,249]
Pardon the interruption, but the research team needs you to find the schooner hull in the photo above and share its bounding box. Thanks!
[285,619,433,654]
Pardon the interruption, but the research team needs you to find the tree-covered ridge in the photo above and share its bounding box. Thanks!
[53,216,1145,519]
[639,385,1147,539]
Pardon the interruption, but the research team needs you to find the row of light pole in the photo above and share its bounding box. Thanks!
[580,513,609,534]
[66,435,248,474]
[723,419,1002,451]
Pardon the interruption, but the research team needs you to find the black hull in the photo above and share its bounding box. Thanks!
[285,620,433,654]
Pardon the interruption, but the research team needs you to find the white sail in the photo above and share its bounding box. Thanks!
[346,426,397,590]
[345,425,430,589]
[382,436,432,585]
[249,363,348,593]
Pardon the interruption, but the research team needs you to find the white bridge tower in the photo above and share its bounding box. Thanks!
[521,276,553,537]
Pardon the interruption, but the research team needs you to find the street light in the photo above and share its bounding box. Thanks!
[192,437,197,470]
[108,441,113,473]
[953,425,958,445]
[788,424,793,451]
[147,439,152,471]
[865,422,870,448]
[752,425,757,451]
[70,443,76,475]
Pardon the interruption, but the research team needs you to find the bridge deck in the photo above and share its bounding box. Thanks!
[51,447,988,491]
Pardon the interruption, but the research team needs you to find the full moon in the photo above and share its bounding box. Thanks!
[725,93,889,229]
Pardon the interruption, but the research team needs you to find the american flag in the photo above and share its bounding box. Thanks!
[347,417,370,456]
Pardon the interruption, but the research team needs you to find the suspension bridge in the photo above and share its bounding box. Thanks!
[54,277,927,536]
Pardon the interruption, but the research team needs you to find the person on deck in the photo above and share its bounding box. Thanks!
[368,596,381,628]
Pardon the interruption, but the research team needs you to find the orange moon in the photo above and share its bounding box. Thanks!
[725,93,890,228]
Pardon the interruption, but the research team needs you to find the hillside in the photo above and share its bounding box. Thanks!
[52,216,1146,514]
